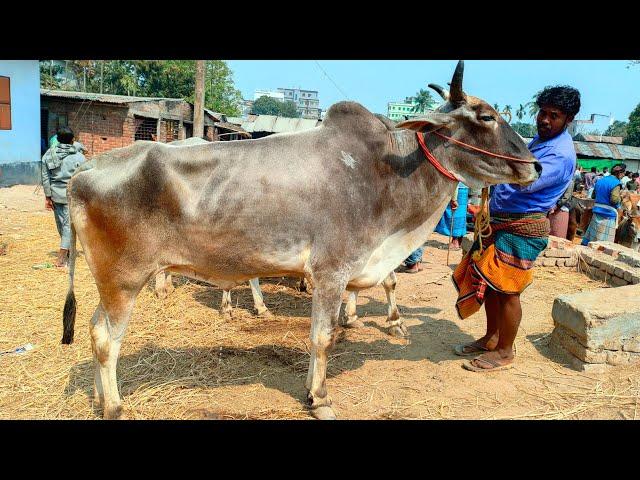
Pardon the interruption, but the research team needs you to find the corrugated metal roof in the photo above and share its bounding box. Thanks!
[523,137,640,161]
[226,116,244,125]
[573,141,640,160]
[214,122,251,138]
[580,135,623,144]
[40,88,177,104]
[240,115,320,133]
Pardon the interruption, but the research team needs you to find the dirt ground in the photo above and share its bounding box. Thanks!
[1,184,640,420]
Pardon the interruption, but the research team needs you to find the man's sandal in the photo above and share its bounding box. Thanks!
[462,355,514,373]
[453,341,490,357]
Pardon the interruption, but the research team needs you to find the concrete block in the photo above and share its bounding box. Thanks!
[461,234,474,253]
[564,256,578,267]
[590,258,603,269]
[605,263,617,275]
[556,259,566,267]
[552,284,640,352]
[624,270,633,282]
[632,275,640,285]
[606,350,631,366]
[551,327,607,363]
[541,258,558,267]
[593,269,608,281]
[569,357,611,373]
[614,266,626,278]
[608,276,629,287]
[545,248,573,258]
[623,338,640,353]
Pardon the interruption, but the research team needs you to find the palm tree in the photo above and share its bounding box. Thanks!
[411,89,435,114]
[516,104,526,121]
[502,104,512,123]
[493,103,500,112]
[526,91,542,120]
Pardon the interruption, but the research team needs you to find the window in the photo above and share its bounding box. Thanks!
[0,76,11,130]
[57,114,68,130]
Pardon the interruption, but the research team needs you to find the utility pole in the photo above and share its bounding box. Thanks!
[100,60,104,94]
[194,60,205,138]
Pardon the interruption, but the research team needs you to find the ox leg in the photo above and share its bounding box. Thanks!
[90,290,136,420]
[343,290,364,328]
[154,271,174,299]
[305,277,347,420]
[220,290,233,317]
[249,278,270,317]
[383,271,407,337]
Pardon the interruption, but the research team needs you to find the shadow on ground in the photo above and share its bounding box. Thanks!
[64,302,477,418]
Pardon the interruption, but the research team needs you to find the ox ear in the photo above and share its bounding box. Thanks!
[395,112,455,132]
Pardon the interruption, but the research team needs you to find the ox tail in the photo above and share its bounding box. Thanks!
[61,222,77,344]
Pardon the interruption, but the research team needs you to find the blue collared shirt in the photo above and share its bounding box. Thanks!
[489,129,576,214]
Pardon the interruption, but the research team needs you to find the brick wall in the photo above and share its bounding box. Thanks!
[42,98,134,157]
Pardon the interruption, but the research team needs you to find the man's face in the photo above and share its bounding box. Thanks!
[536,104,573,140]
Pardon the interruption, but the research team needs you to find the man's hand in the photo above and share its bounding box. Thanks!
[450,200,459,210]
[45,197,54,211]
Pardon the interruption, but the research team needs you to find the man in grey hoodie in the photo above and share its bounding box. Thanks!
[41,127,86,267]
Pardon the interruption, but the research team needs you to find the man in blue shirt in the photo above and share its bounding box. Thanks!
[581,163,626,245]
[454,85,580,372]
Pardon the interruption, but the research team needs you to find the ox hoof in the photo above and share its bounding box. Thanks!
[388,323,408,338]
[103,405,128,420]
[311,406,337,420]
[256,306,272,318]
[344,318,365,329]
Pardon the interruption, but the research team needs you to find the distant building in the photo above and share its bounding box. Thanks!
[239,99,254,117]
[0,60,41,186]
[387,96,440,122]
[277,88,321,119]
[254,89,285,101]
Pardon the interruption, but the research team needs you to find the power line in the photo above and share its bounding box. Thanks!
[313,61,349,100]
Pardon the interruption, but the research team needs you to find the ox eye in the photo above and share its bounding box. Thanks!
[480,115,495,122]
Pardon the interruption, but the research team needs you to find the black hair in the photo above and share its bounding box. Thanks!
[603,167,608,172]
[633,173,639,179]
[536,86,581,118]
[612,163,626,175]
[56,126,74,145]
[591,167,597,173]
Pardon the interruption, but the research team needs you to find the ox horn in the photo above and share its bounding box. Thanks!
[428,83,450,101]
[449,60,466,104]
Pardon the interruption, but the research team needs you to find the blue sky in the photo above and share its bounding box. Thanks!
[226,60,640,132]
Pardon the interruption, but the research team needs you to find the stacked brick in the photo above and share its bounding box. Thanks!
[578,241,640,287]
[551,285,640,371]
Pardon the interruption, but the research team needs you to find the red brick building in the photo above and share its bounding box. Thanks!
[40,89,249,158]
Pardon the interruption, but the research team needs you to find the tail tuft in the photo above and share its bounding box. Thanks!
[61,291,76,344]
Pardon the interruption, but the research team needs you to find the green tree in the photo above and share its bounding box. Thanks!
[624,103,640,146]
[252,96,284,115]
[39,61,64,89]
[493,103,500,112]
[604,120,628,138]
[251,96,300,118]
[511,122,537,138]
[503,105,512,123]
[279,100,300,118]
[411,89,435,114]
[516,104,526,121]
[39,60,243,116]
[526,90,542,120]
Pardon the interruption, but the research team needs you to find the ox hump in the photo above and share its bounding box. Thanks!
[322,101,389,136]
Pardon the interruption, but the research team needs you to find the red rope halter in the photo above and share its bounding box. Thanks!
[415,130,538,182]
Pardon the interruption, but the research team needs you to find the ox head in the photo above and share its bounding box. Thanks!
[396,61,541,189]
